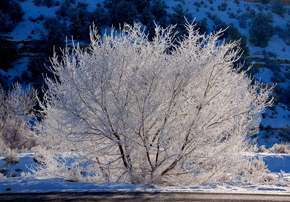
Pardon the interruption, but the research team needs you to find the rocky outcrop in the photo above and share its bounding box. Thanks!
[246,57,290,65]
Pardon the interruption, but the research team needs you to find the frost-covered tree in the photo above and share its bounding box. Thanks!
[38,23,272,185]
[0,84,37,153]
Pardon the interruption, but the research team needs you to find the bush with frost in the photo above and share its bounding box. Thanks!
[0,84,37,154]
[3,148,19,165]
[38,22,273,185]
[28,148,94,182]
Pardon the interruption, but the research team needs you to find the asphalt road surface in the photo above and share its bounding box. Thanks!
[1,191,290,202]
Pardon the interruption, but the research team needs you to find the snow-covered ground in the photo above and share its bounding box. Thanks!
[0,152,290,194]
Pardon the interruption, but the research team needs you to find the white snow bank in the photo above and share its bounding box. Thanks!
[0,152,290,194]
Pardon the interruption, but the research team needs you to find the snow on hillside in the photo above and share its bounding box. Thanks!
[7,0,289,145]
[1,0,290,193]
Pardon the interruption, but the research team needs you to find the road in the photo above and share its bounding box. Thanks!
[1,191,290,202]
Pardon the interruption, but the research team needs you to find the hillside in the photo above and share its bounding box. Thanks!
[1,0,290,148]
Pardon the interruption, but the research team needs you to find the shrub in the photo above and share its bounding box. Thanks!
[250,12,274,47]
[29,16,37,22]
[33,0,42,6]
[238,13,248,29]
[29,150,91,182]
[43,0,55,7]
[276,24,290,45]
[0,0,24,29]
[272,0,287,17]
[263,50,277,59]
[55,0,72,18]
[229,12,236,19]
[218,2,227,11]
[0,37,18,71]
[258,4,264,11]
[3,148,19,165]
[271,71,286,83]
[91,4,107,28]
[261,0,270,4]
[277,85,290,105]
[151,0,168,21]
[42,17,67,53]
[193,2,201,7]
[195,17,208,34]
[170,4,193,26]
[227,24,250,56]
[0,84,37,152]
[38,23,272,185]
[37,14,45,21]
[269,143,290,154]
[258,145,267,152]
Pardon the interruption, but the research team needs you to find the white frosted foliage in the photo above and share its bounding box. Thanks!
[38,23,273,185]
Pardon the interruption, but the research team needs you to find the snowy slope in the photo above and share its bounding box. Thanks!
[1,0,290,193]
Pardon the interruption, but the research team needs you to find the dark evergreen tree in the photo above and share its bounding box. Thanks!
[69,2,90,39]
[33,0,42,6]
[133,0,150,13]
[213,17,229,39]
[43,0,55,7]
[227,23,249,56]
[41,17,67,55]
[91,4,108,34]
[169,4,193,41]
[26,54,51,100]
[0,37,18,71]
[151,0,168,22]
[141,7,155,25]
[261,0,270,4]
[0,0,24,24]
[103,0,121,9]
[55,0,72,18]
[250,12,274,47]
[0,73,10,91]
[0,12,15,33]
[7,0,25,23]
[108,1,138,27]
[195,18,208,35]
[277,23,290,45]
[272,0,287,17]
[141,7,156,40]
[170,4,192,26]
